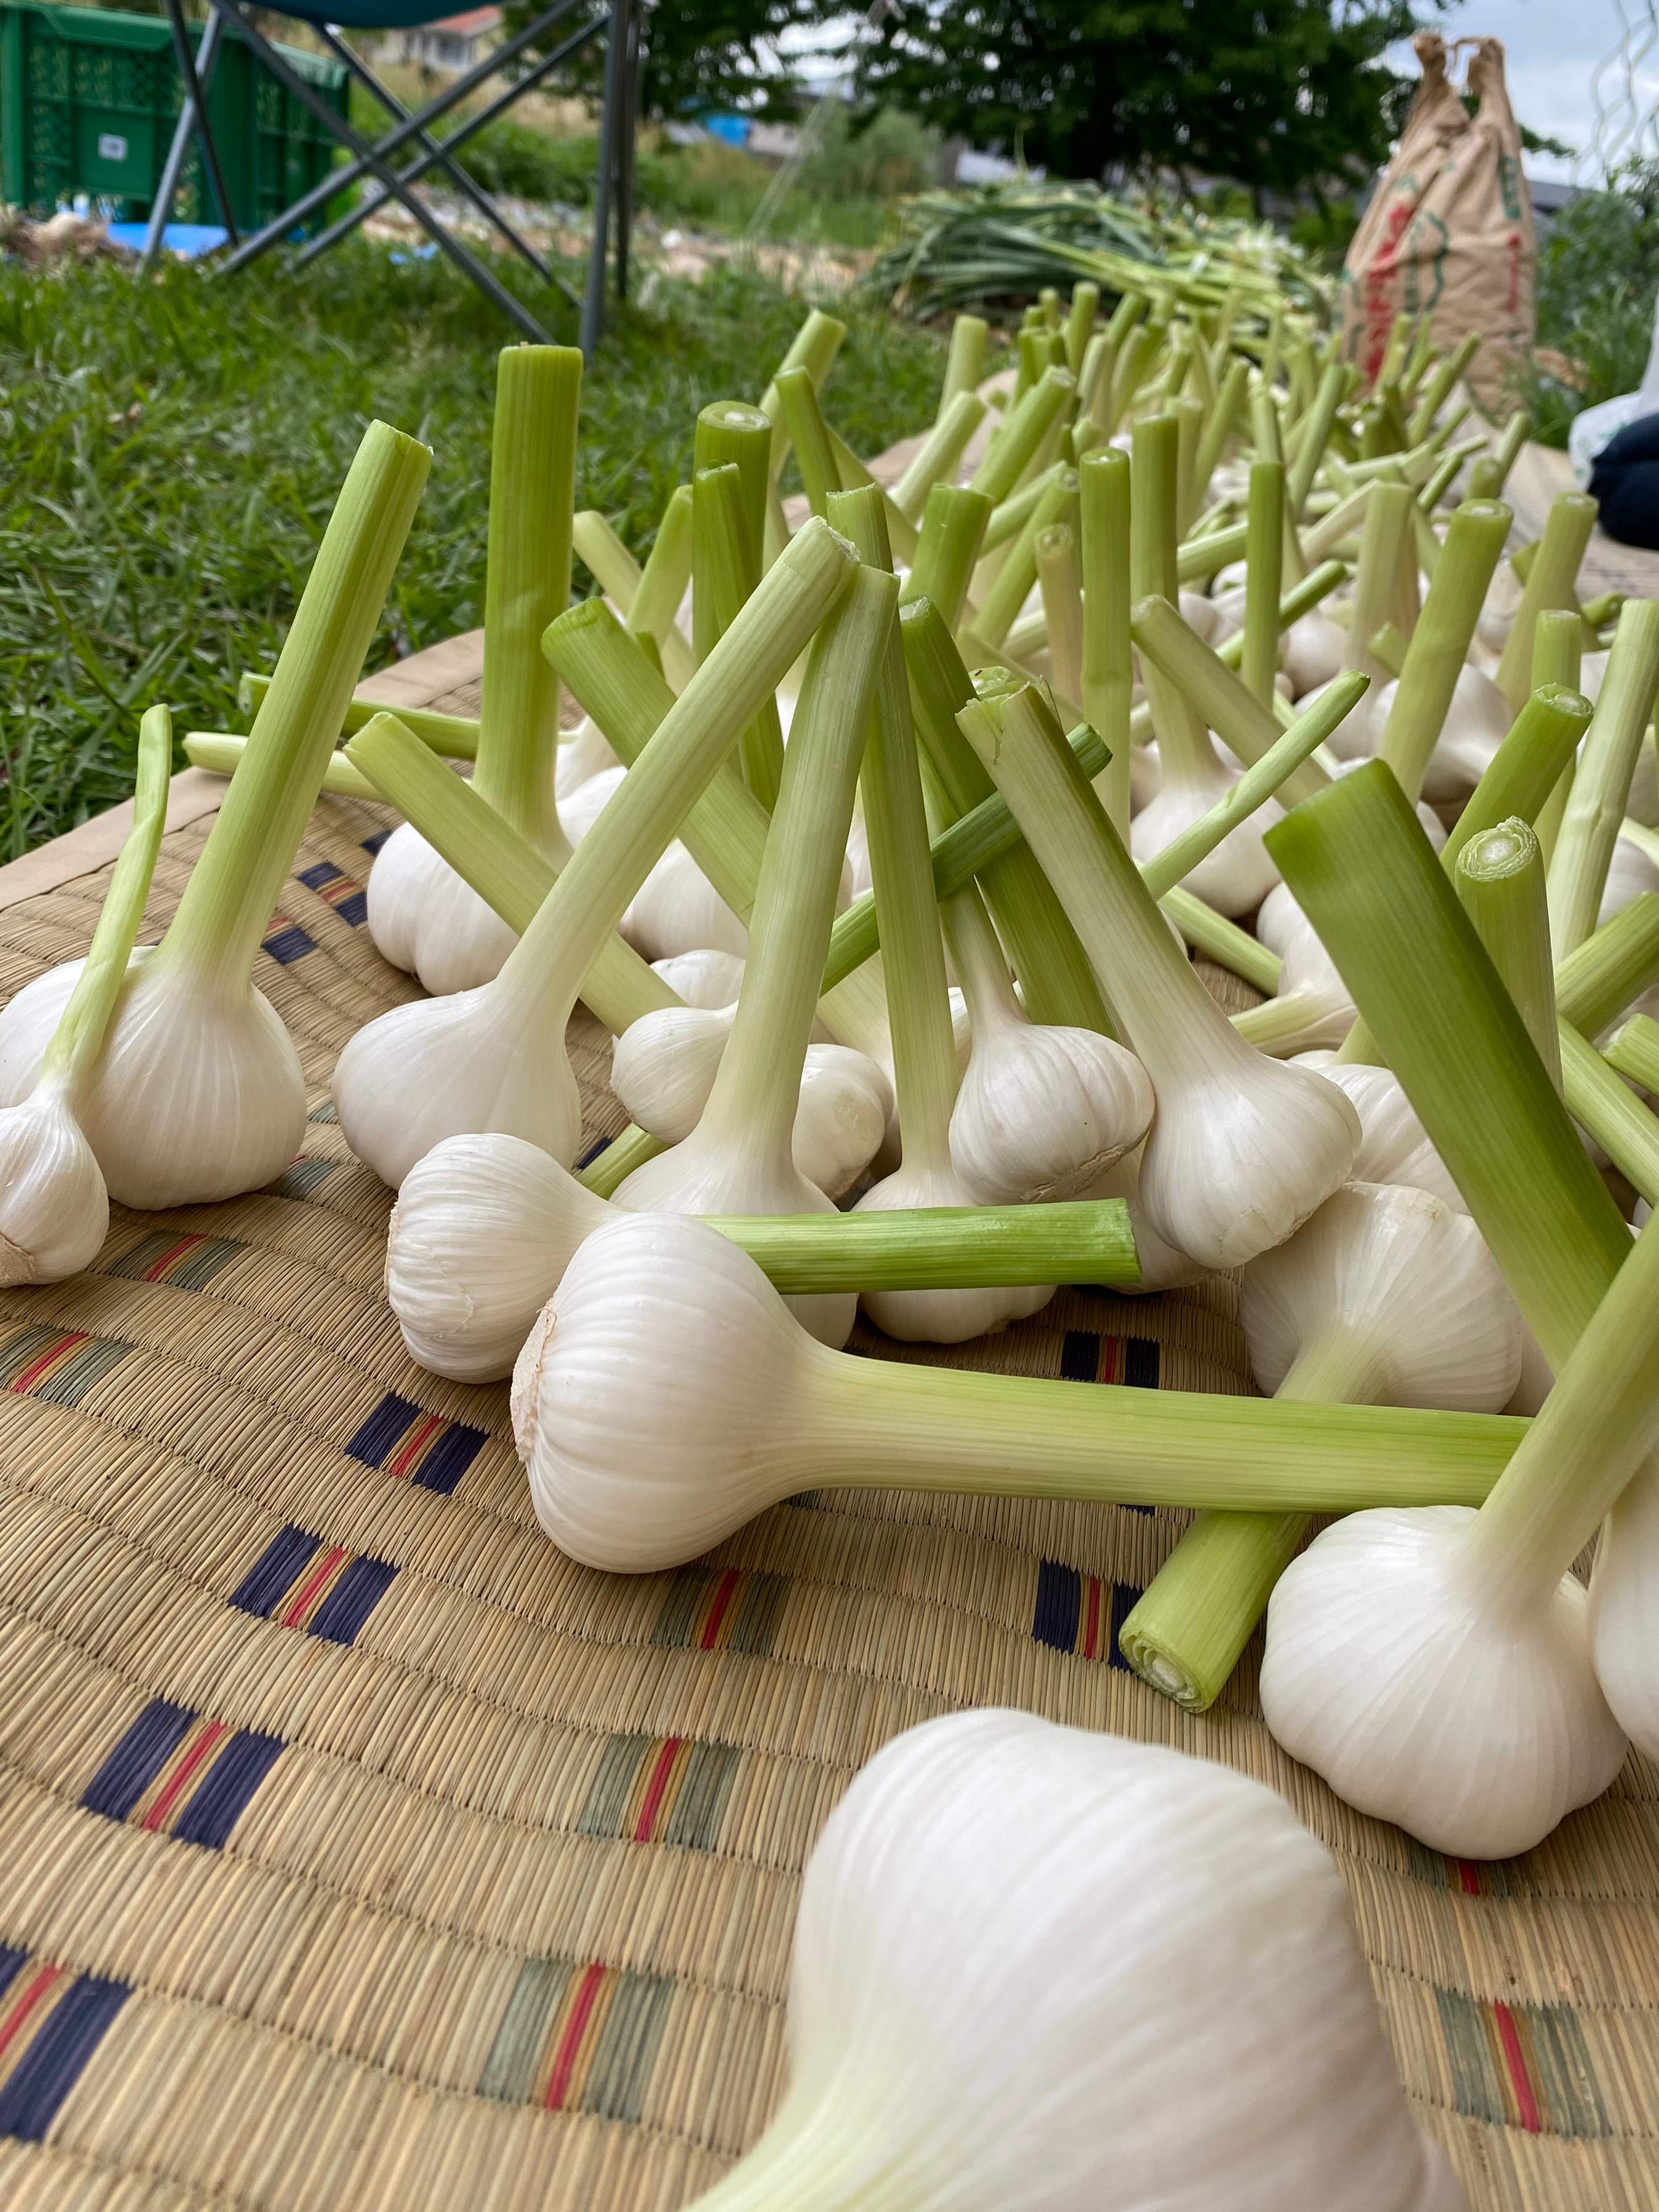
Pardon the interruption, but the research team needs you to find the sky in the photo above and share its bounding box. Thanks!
[1418,0,1658,182]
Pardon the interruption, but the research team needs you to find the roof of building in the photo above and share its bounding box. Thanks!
[424,7,502,35]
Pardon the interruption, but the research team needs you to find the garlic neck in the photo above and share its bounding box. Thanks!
[1277,1326,1391,1409]
[685,2095,913,2212]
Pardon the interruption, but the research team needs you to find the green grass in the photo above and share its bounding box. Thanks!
[0,246,943,856]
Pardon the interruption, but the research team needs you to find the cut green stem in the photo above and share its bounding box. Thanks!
[1546,598,1659,958]
[1079,447,1134,840]
[1375,499,1512,801]
[1494,494,1600,711]
[893,390,987,525]
[1456,819,1561,1085]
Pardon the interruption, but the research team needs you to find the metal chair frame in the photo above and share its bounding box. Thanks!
[140,0,639,351]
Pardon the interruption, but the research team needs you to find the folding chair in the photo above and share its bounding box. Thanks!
[141,0,639,351]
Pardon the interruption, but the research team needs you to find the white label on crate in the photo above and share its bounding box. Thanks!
[97,134,129,164]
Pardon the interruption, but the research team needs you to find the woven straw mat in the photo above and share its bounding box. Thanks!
[0,633,1654,2212]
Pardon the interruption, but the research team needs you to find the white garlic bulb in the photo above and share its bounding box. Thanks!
[557,762,625,843]
[366,821,522,996]
[1591,1459,1659,1758]
[1262,1506,1626,1858]
[1599,833,1659,926]
[0,948,305,1210]
[854,1157,1053,1343]
[1079,1144,1211,1291]
[1375,663,1511,803]
[555,716,619,798]
[651,947,747,1009]
[0,1076,109,1287]
[1283,609,1349,696]
[1129,738,1281,916]
[623,838,749,960]
[1235,885,1357,1057]
[1302,1056,1467,1210]
[682,1709,1465,2212]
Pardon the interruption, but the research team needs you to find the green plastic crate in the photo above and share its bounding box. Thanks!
[0,1,350,233]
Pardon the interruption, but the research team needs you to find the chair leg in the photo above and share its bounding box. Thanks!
[293,15,597,306]
[140,6,229,277]
[209,0,551,342]
[159,0,238,246]
[215,0,581,282]
[581,0,630,356]
[307,25,556,289]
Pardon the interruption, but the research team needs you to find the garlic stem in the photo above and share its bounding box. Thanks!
[572,507,640,612]
[901,599,1113,1032]
[1605,1012,1659,1093]
[1546,599,1659,958]
[823,426,919,563]
[1242,459,1284,709]
[1193,357,1249,507]
[578,1121,662,1196]
[186,730,379,798]
[1130,593,1335,806]
[1494,493,1600,711]
[237,672,479,758]
[1456,819,1561,1084]
[938,311,989,413]
[692,567,897,1166]
[1120,1506,1312,1709]
[969,366,1074,507]
[1405,330,1480,444]
[42,703,173,1089]
[709,1199,1139,1290]
[1108,321,1158,430]
[1036,523,1083,705]
[830,491,958,1175]
[1144,675,1364,900]
[1287,361,1345,517]
[1343,479,1414,687]
[773,368,842,520]
[892,390,987,525]
[1459,1205,1659,1617]
[156,420,430,999]
[979,461,1063,559]
[1063,277,1099,373]
[694,451,786,811]
[473,347,580,859]
[1130,418,1217,785]
[1161,885,1281,992]
[759,308,845,481]
[628,482,694,688]
[1375,498,1513,801]
[976,466,1077,648]
[1558,1023,1659,1202]
[1170,393,1204,536]
[344,711,677,1032]
[1556,892,1659,1034]
[900,484,990,630]
[1078,447,1133,838]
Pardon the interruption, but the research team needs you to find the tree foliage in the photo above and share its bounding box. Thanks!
[502,0,819,124]
[851,0,1429,198]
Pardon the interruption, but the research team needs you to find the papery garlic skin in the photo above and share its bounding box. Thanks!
[0,948,304,1209]
[334,977,579,1189]
[688,1708,1464,2212]
[1364,664,1511,804]
[1129,751,1282,916]
[365,821,521,996]
[1262,1507,1626,1859]
[515,1210,815,1563]
[1248,885,1357,1055]
[0,1076,108,1286]
[652,948,746,1009]
[1591,1466,1659,1757]
[1302,1057,1468,1210]
[1080,1145,1211,1291]
[610,1007,887,1197]
[613,1117,856,1346]
[557,764,625,843]
[555,716,619,798]
[950,1017,1152,1202]
[1598,834,1659,926]
[387,1132,606,1381]
[1284,609,1348,697]
[1243,1183,1521,1409]
[1138,1046,1361,1272]
[623,838,749,960]
[854,1162,1053,1343]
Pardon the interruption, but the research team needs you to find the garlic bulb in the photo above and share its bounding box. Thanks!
[1302,1057,1467,1209]
[1262,1505,1626,1858]
[1262,1203,1659,1856]
[515,1211,1519,1575]
[1079,1145,1212,1291]
[336,516,862,1186]
[1233,884,1356,1057]
[1375,662,1511,803]
[1243,1181,1521,1411]
[0,1076,108,1288]
[623,837,749,960]
[610,1007,888,1198]
[1128,724,1281,916]
[1598,832,1659,926]
[1590,1456,1659,1757]
[651,947,747,1009]
[365,822,525,995]
[944,888,1152,1202]
[1475,555,1524,657]
[368,349,578,996]
[1283,608,1349,696]
[958,679,1360,1271]
[555,715,619,798]
[557,762,625,843]
[682,1710,1463,2212]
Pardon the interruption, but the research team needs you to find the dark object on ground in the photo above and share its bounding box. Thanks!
[1588,412,1659,549]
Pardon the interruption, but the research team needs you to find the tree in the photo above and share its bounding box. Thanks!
[503,0,819,125]
[850,0,1432,200]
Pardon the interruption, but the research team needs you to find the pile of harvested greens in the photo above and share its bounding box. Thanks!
[867,181,1330,326]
